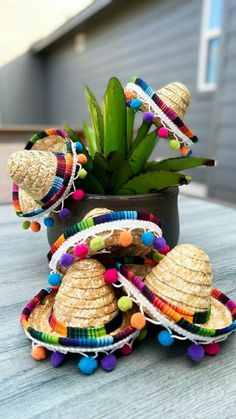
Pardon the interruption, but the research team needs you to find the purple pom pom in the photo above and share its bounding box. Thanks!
[143,112,154,122]
[100,354,117,371]
[126,100,131,107]
[187,344,205,362]
[51,352,66,368]
[153,237,166,251]
[59,208,70,219]
[59,253,74,267]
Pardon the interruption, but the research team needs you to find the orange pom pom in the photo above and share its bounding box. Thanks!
[77,153,88,165]
[124,90,133,100]
[131,313,146,329]
[31,346,48,361]
[119,231,133,247]
[30,221,41,232]
[180,146,189,157]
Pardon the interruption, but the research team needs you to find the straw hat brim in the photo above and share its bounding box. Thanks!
[117,267,236,343]
[21,288,138,352]
[125,78,198,145]
[12,129,76,219]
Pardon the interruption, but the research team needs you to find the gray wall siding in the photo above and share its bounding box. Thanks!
[43,0,215,184]
[0,53,45,125]
[208,0,236,203]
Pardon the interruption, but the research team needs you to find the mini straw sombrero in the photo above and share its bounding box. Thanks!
[124,77,198,155]
[21,208,168,374]
[7,129,87,232]
[116,244,236,361]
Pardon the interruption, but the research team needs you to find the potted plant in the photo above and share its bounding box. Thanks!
[47,77,214,247]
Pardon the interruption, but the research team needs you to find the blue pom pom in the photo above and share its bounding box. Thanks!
[48,272,62,287]
[78,356,98,375]
[44,217,54,228]
[75,141,83,153]
[130,98,142,109]
[157,330,174,347]
[141,231,155,246]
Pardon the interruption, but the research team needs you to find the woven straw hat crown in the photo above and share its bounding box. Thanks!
[53,258,119,328]
[145,244,212,313]
[156,82,190,119]
[7,150,58,201]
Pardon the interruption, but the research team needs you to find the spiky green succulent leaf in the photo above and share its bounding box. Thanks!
[129,120,152,155]
[74,172,105,194]
[85,85,104,153]
[103,77,127,158]
[91,153,110,191]
[117,171,191,195]
[83,121,97,158]
[128,130,158,175]
[145,157,215,172]
[126,107,135,151]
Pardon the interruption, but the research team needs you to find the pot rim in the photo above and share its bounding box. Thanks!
[84,186,179,201]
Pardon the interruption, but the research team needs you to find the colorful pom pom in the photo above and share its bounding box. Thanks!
[143,112,154,122]
[30,221,41,232]
[158,127,169,138]
[59,208,70,219]
[187,344,205,361]
[74,244,89,259]
[180,145,190,157]
[118,296,133,312]
[124,90,133,100]
[141,231,155,246]
[157,330,174,347]
[100,354,117,372]
[22,221,30,230]
[75,141,83,153]
[204,342,220,356]
[119,231,133,247]
[90,236,105,252]
[44,217,54,228]
[72,189,85,201]
[131,313,146,329]
[77,153,87,165]
[120,344,133,356]
[137,327,148,341]
[104,268,118,284]
[31,346,47,361]
[51,351,66,368]
[158,245,170,255]
[169,139,180,150]
[48,272,62,287]
[78,168,87,179]
[153,237,166,250]
[59,253,74,267]
[130,98,142,109]
[78,356,98,375]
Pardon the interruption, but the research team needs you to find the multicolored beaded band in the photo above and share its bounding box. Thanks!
[48,211,161,261]
[12,129,75,218]
[117,264,236,337]
[21,288,136,348]
[127,78,198,144]
[48,310,123,339]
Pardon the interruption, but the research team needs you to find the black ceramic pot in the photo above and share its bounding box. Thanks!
[47,187,179,248]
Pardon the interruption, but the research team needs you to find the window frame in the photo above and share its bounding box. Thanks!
[197,0,223,92]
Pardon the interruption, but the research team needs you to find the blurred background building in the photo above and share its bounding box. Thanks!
[1,0,235,204]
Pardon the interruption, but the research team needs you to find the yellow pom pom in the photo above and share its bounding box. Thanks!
[119,231,133,247]
[131,313,146,329]
[31,346,48,360]
[118,296,133,312]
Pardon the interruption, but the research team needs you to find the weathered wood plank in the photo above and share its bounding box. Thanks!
[0,196,236,419]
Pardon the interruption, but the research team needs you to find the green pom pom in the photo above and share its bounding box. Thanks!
[90,236,105,252]
[22,221,30,230]
[169,139,180,150]
[78,168,87,179]
[118,296,133,312]
[130,75,137,83]
[137,327,148,341]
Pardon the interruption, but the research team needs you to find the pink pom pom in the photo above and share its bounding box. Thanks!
[104,269,118,284]
[120,344,133,356]
[204,342,220,356]
[74,244,89,259]
[72,189,85,201]
[158,127,169,138]
[159,245,170,255]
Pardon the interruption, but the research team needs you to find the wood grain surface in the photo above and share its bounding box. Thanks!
[0,195,236,419]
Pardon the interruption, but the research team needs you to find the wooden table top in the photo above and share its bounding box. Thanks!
[1,195,236,419]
